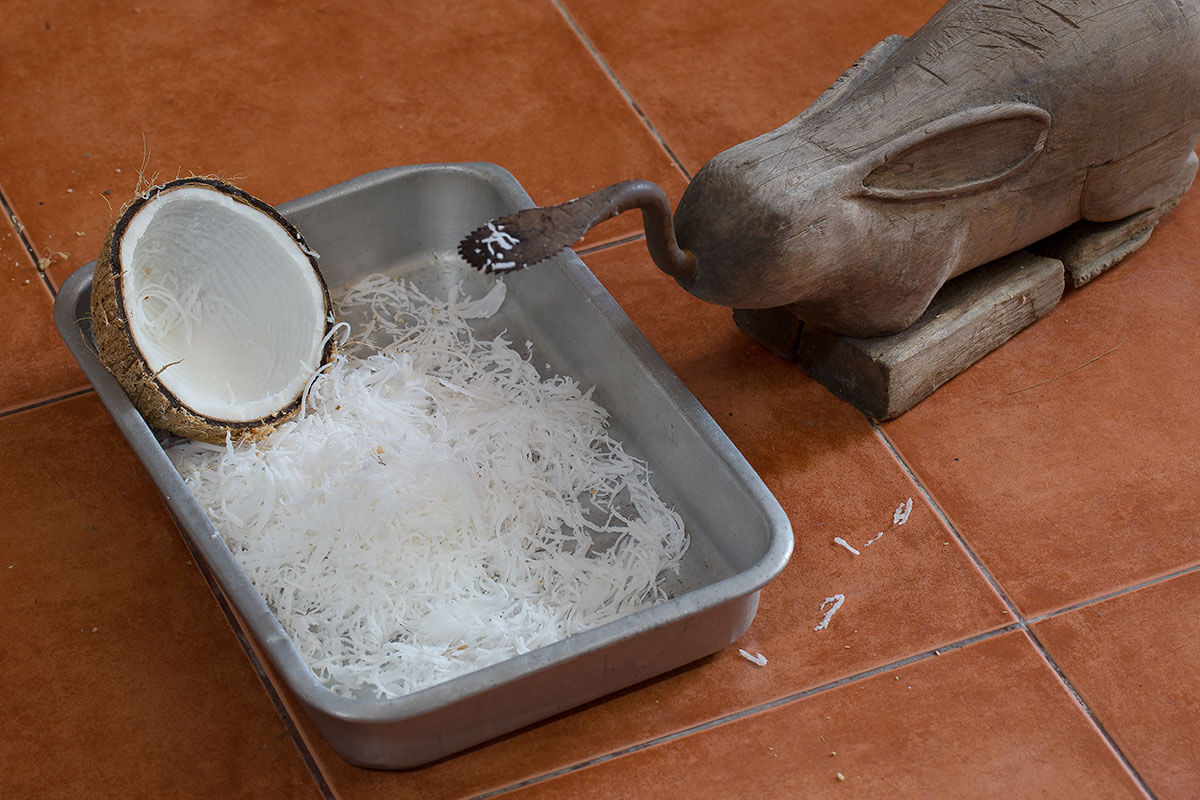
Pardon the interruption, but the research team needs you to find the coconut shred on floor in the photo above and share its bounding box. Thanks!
[167,273,689,699]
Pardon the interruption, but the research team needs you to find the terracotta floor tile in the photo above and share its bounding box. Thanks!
[0,393,321,799]
[0,201,87,413]
[0,0,687,288]
[274,242,1009,798]
[9,0,1200,795]
[559,0,944,173]
[501,631,1145,799]
[883,190,1200,616]
[1033,571,1200,799]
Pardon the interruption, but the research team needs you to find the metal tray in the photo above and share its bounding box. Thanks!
[54,163,793,769]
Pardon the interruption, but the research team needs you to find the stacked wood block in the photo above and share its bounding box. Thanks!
[733,211,1167,420]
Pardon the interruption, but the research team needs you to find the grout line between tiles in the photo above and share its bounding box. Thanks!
[179,530,336,800]
[0,387,95,420]
[0,185,59,297]
[871,420,1200,624]
[870,423,1023,618]
[474,624,1023,800]
[1027,560,1200,624]
[1027,631,1158,799]
[551,0,693,182]
[870,422,1158,799]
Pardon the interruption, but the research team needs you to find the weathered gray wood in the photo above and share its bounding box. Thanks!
[461,0,1199,420]
[463,0,1199,347]
[667,0,1200,338]
[1032,200,1180,288]
[779,252,1064,420]
[731,306,804,361]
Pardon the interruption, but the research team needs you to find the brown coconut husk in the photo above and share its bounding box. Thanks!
[90,177,335,444]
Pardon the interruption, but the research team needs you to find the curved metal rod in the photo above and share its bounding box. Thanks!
[458,179,697,280]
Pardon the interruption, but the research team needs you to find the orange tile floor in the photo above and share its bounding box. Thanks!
[3,1,1199,797]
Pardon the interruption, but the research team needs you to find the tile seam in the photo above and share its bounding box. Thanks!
[871,422,1157,798]
[181,533,337,800]
[550,0,693,182]
[1026,560,1200,624]
[873,422,1200,623]
[871,422,1026,621]
[0,387,95,419]
[472,623,1023,799]
[1018,627,1158,799]
[0,185,59,297]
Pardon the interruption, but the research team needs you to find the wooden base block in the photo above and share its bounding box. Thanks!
[735,252,1064,420]
[1032,200,1178,288]
[731,202,1180,419]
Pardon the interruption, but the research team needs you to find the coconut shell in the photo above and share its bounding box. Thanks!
[90,177,335,445]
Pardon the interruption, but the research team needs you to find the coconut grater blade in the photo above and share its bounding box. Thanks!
[457,201,596,274]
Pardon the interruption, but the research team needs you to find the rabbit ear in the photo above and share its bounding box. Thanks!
[859,103,1051,201]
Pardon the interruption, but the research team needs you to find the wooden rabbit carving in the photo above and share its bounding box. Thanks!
[671,0,1200,337]
[461,0,1200,343]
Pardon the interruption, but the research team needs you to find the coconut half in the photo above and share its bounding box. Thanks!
[90,177,335,444]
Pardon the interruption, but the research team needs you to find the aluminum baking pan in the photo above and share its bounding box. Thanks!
[54,162,793,769]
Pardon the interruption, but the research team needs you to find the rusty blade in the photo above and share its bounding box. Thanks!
[457,201,596,274]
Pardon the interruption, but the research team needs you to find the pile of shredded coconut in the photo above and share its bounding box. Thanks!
[168,273,688,698]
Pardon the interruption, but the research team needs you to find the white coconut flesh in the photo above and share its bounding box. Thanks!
[118,185,328,423]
